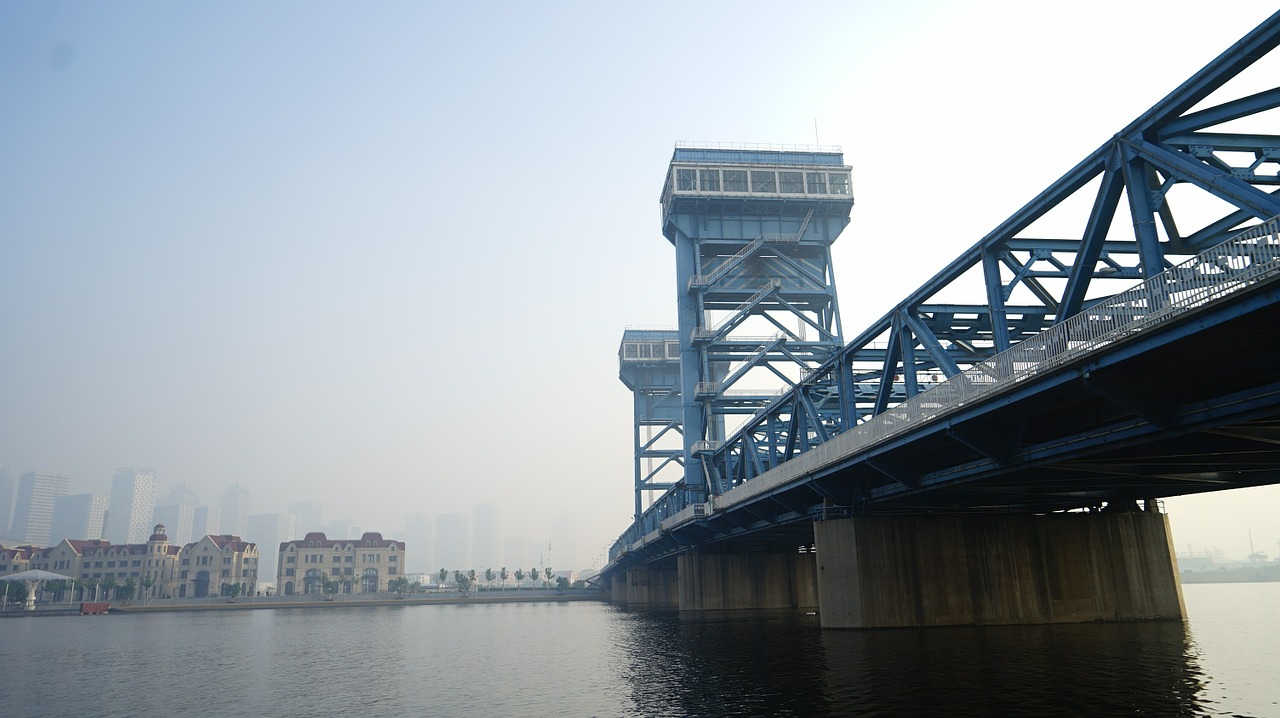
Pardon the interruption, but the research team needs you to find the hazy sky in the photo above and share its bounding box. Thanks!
[3,1,1278,566]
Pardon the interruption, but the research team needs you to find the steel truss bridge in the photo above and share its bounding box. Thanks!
[607,12,1280,571]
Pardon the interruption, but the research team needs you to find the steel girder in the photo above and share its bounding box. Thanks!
[699,10,1280,504]
[609,12,1280,566]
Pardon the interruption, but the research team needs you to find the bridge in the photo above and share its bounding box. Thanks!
[601,11,1280,628]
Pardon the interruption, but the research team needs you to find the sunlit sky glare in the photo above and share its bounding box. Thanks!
[2,1,1278,566]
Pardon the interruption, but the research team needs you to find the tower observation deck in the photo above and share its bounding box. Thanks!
[621,143,854,514]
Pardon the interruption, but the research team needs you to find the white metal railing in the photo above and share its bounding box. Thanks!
[690,229,805,289]
[676,141,843,153]
[715,217,1280,510]
[692,280,782,341]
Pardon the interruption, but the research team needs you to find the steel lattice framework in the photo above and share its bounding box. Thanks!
[613,11,1280,561]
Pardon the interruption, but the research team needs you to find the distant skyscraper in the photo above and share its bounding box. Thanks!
[162,482,200,507]
[403,513,432,573]
[220,484,251,537]
[503,536,537,575]
[551,513,579,571]
[192,505,221,540]
[434,512,468,571]
[153,503,195,546]
[247,512,299,586]
[323,519,360,540]
[287,501,323,532]
[105,468,157,544]
[12,472,70,545]
[472,503,500,569]
[0,467,16,537]
[51,494,108,541]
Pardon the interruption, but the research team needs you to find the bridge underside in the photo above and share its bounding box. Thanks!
[612,279,1280,571]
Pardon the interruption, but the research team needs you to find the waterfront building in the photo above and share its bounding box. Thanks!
[152,503,195,547]
[277,531,405,596]
[22,524,181,600]
[51,493,108,542]
[105,468,156,544]
[0,545,32,578]
[176,533,259,598]
[12,472,70,546]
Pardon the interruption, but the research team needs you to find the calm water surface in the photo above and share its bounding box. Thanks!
[1,583,1276,717]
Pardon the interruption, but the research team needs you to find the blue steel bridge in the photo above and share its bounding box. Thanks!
[603,11,1280,601]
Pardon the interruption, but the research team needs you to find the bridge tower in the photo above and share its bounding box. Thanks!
[618,329,683,519]
[660,144,854,506]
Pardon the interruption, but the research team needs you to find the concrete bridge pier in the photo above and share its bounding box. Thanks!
[677,549,818,612]
[613,566,679,610]
[813,511,1186,629]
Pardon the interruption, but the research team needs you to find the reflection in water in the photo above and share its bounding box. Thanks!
[821,621,1204,717]
[3,586,1273,718]
[616,611,1207,717]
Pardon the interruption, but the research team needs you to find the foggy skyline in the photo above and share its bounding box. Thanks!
[3,1,1279,566]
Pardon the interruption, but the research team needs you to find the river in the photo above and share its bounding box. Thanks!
[0,582,1275,717]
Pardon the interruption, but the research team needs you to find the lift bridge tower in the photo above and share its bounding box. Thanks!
[621,143,854,515]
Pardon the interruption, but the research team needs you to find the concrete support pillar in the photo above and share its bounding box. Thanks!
[617,566,679,610]
[814,512,1185,629]
[678,550,818,612]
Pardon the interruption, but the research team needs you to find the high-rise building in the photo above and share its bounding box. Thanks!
[192,505,221,540]
[552,512,579,572]
[105,468,157,544]
[12,472,70,545]
[154,482,200,546]
[287,501,323,533]
[51,494,108,541]
[403,513,432,574]
[0,466,16,536]
[247,512,299,586]
[153,503,195,546]
[472,503,500,569]
[434,513,468,572]
[220,484,251,538]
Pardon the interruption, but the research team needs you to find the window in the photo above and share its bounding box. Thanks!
[388,568,397,575]
[723,170,747,192]
[806,172,827,194]
[345,556,353,563]
[676,168,696,191]
[332,556,342,562]
[132,560,141,567]
[223,557,231,564]
[286,556,295,563]
[389,555,397,562]
[828,172,850,195]
[779,172,803,193]
[285,568,295,577]
[221,570,229,578]
[180,570,189,579]
[699,169,720,191]
[107,561,116,568]
[750,171,776,193]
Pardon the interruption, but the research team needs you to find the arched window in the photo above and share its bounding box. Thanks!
[304,568,323,595]
[361,567,378,593]
[284,581,294,596]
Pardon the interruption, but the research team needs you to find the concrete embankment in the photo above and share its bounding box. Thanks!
[109,590,604,614]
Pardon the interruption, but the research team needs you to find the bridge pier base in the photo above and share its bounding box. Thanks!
[615,566,679,610]
[814,511,1185,629]
[678,550,818,612]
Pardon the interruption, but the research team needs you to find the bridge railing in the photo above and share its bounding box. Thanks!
[709,216,1280,510]
[612,217,1280,563]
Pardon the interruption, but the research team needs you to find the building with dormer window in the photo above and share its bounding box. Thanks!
[277,531,405,596]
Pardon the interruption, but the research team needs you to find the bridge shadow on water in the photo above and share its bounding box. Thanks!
[617,609,1206,717]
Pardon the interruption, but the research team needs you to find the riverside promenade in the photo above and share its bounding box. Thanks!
[2,589,604,617]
